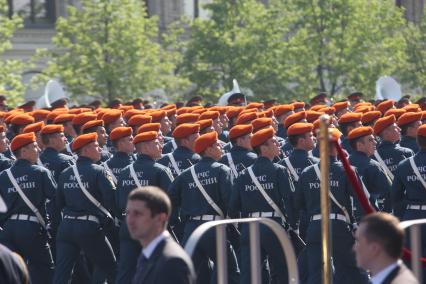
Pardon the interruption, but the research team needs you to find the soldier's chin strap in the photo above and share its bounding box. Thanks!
[333,140,426,266]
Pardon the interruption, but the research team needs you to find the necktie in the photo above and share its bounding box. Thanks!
[132,253,149,284]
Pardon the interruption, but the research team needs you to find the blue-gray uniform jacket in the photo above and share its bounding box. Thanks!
[0,159,57,224]
[279,149,319,181]
[56,156,116,220]
[158,146,201,178]
[218,145,257,176]
[99,146,112,163]
[116,154,173,214]
[219,130,229,143]
[105,139,116,155]
[295,157,356,225]
[229,156,296,228]
[280,138,293,158]
[39,147,74,182]
[223,142,233,153]
[400,135,419,153]
[349,150,392,213]
[105,151,135,181]
[0,153,13,172]
[3,149,15,161]
[168,157,232,223]
[374,140,414,175]
[341,136,354,155]
[277,124,287,139]
[162,139,177,154]
[392,149,426,218]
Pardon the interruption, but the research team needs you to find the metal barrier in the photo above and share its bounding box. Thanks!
[400,218,426,283]
[184,217,299,284]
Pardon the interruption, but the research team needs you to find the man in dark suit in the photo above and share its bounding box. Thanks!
[126,186,196,284]
[353,212,418,284]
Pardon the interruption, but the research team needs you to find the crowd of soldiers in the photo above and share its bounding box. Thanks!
[0,91,425,284]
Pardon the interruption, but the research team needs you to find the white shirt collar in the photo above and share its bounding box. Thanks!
[142,231,169,259]
[371,260,400,284]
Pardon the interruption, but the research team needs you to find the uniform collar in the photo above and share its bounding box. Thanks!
[256,156,273,163]
[175,146,193,154]
[230,145,250,153]
[353,150,369,158]
[44,147,58,153]
[77,156,94,164]
[292,148,309,156]
[15,159,33,166]
[114,151,133,158]
[137,153,154,161]
[200,156,215,163]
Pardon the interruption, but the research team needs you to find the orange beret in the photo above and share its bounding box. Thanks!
[274,104,294,117]
[347,126,373,140]
[166,109,176,117]
[22,121,45,133]
[149,110,166,123]
[422,111,426,121]
[284,111,306,128]
[384,108,406,120]
[199,111,220,121]
[229,124,253,140]
[397,112,422,127]
[54,113,76,124]
[310,104,327,111]
[338,112,362,124]
[354,106,373,113]
[259,109,274,118]
[72,113,98,126]
[239,108,257,115]
[292,101,305,109]
[172,123,200,138]
[176,113,200,125]
[252,117,272,132]
[123,109,144,120]
[46,112,63,122]
[133,131,158,144]
[118,105,133,112]
[137,123,161,134]
[127,115,152,127]
[208,106,226,115]
[191,108,206,115]
[287,123,313,136]
[197,119,213,131]
[160,104,177,111]
[41,124,64,135]
[11,114,35,126]
[72,133,98,151]
[236,112,258,125]
[32,109,51,121]
[176,107,189,115]
[417,124,426,137]
[329,128,343,141]
[374,115,396,135]
[306,110,323,123]
[110,127,132,141]
[403,104,421,113]
[81,120,104,132]
[246,102,264,110]
[318,107,335,115]
[332,101,349,112]
[11,132,37,152]
[194,131,218,154]
[226,107,243,119]
[251,127,275,148]
[102,110,122,125]
[362,111,382,124]
[377,100,395,114]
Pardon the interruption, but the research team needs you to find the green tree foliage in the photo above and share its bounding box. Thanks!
[403,9,426,93]
[181,0,409,102]
[34,0,188,104]
[0,1,24,106]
